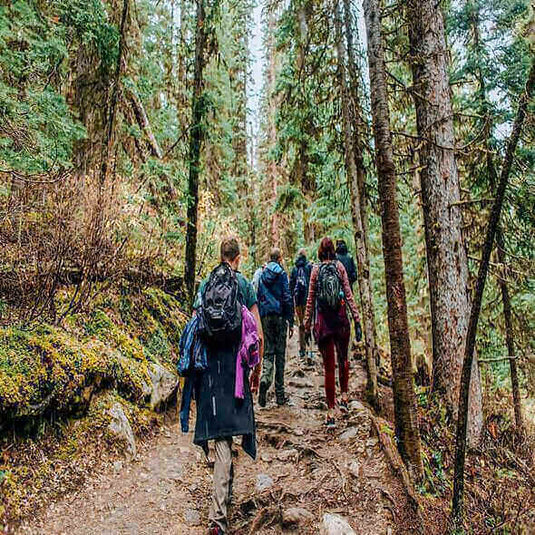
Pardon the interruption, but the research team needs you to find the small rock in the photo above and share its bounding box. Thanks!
[147,362,178,410]
[167,467,182,481]
[277,448,298,462]
[349,400,366,412]
[113,460,123,473]
[256,473,274,492]
[294,428,304,436]
[108,403,137,458]
[288,378,314,388]
[347,460,361,479]
[320,513,356,535]
[339,427,358,441]
[260,452,273,463]
[366,437,379,448]
[282,507,315,526]
[184,508,201,526]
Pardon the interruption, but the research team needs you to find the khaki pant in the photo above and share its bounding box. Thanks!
[209,438,234,532]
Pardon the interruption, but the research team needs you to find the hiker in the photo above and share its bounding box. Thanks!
[252,263,266,296]
[257,248,294,407]
[304,237,362,428]
[336,239,358,289]
[290,248,313,361]
[186,236,264,535]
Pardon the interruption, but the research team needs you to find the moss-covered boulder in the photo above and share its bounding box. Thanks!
[0,286,187,424]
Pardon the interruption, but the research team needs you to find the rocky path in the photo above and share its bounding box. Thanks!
[20,337,420,534]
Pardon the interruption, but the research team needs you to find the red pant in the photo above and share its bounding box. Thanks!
[318,332,350,409]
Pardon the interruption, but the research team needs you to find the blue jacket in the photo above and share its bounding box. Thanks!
[257,262,294,326]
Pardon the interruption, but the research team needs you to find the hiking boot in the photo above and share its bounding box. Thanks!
[276,395,288,406]
[299,349,306,359]
[339,400,348,414]
[325,416,336,429]
[258,382,268,408]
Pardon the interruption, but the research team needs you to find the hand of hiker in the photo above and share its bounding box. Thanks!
[355,321,363,342]
[250,366,261,394]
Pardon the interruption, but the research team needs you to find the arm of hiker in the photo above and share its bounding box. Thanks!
[338,262,360,323]
[349,257,358,286]
[249,303,263,394]
[289,267,296,296]
[282,272,294,330]
[304,265,318,332]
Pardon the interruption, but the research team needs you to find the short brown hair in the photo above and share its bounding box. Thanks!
[220,236,240,261]
[270,247,282,263]
[318,237,336,261]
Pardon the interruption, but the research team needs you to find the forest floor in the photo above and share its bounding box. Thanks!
[18,336,424,535]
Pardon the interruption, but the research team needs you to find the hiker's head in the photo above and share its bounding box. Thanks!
[318,237,336,261]
[270,247,283,264]
[336,239,348,255]
[221,236,241,270]
[297,248,307,259]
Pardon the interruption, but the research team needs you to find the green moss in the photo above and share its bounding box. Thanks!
[0,285,186,422]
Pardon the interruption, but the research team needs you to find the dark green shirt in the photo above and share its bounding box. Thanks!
[194,270,257,310]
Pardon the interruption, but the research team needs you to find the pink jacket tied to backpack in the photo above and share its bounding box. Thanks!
[235,305,260,399]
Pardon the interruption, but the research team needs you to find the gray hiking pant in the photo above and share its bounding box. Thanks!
[260,315,288,403]
[209,438,234,533]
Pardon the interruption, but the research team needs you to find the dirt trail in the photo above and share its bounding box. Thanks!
[20,337,419,534]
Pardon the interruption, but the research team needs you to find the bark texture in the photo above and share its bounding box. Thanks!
[452,61,535,524]
[406,0,483,444]
[266,8,280,247]
[335,2,378,407]
[362,0,423,481]
[184,0,208,306]
[126,88,163,159]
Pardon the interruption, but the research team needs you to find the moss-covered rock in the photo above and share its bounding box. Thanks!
[0,286,187,424]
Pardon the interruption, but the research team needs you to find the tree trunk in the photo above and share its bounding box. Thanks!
[266,7,280,247]
[342,0,368,238]
[362,0,423,481]
[406,0,483,445]
[126,88,163,159]
[99,0,130,186]
[469,2,525,437]
[334,2,378,407]
[452,61,535,525]
[342,0,380,370]
[230,1,248,185]
[496,228,525,434]
[184,0,208,306]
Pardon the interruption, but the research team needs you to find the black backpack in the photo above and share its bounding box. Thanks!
[197,263,242,342]
[317,262,342,312]
[293,265,309,306]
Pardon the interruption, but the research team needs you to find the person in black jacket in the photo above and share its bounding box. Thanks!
[336,240,357,289]
[192,237,264,535]
[290,248,313,360]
